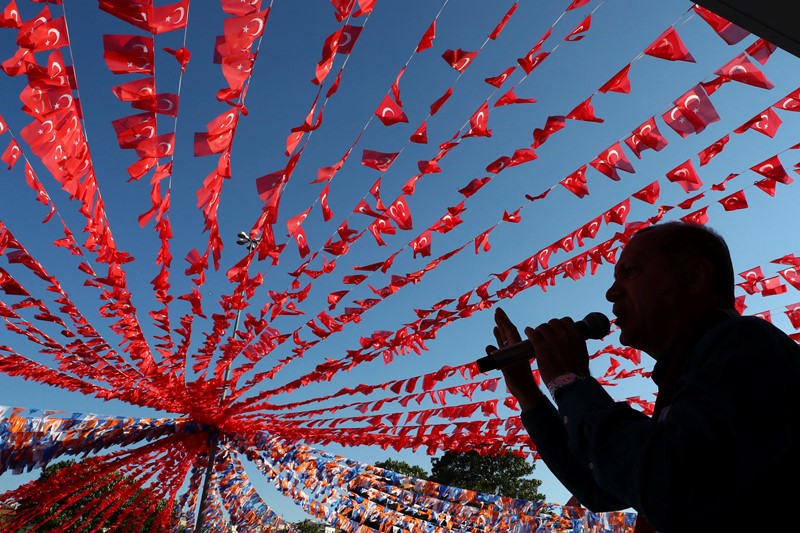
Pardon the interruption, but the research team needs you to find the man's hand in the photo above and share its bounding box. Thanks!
[490,308,546,412]
[524,317,590,386]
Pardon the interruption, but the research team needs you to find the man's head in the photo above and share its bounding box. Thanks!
[605,222,735,357]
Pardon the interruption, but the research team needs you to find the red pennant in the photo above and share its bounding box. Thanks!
[598,64,631,94]
[698,135,730,166]
[566,96,603,123]
[644,27,695,62]
[718,190,748,211]
[375,94,408,126]
[666,160,703,193]
[442,49,478,72]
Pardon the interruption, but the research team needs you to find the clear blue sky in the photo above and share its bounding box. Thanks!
[1,0,799,524]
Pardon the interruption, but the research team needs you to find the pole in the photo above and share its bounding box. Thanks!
[193,304,242,532]
[193,233,257,532]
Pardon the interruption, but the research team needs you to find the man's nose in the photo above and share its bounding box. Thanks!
[605,281,619,302]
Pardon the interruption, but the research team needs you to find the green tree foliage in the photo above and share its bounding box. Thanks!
[373,459,429,479]
[11,459,185,532]
[292,518,327,533]
[429,450,545,501]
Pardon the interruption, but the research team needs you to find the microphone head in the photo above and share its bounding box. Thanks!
[581,312,611,339]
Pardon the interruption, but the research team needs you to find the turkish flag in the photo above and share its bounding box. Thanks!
[220,50,254,93]
[486,156,511,174]
[644,27,695,62]
[368,217,396,245]
[567,0,591,9]
[361,149,398,172]
[564,14,591,42]
[458,177,491,198]
[666,160,702,193]
[692,5,749,44]
[603,198,630,226]
[20,118,60,157]
[103,34,154,74]
[754,178,777,196]
[164,46,191,72]
[223,9,269,52]
[475,229,492,254]
[315,28,339,84]
[339,24,362,54]
[773,87,800,112]
[485,66,516,87]
[680,206,709,225]
[429,87,452,115]
[1,47,33,76]
[319,184,333,221]
[1,138,21,169]
[746,38,777,65]
[710,173,739,191]
[490,2,517,39]
[19,83,70,119]
[463,101,491,138]
[255,170,285,220]
[566,96,603,122]
[416,19,436,52]
[751,155,792,184]
[221,0,262,16]
[150,0,189,34]
[442,49,478,72]
[734,107,782,138]
[598,64,631,94]
[410,121,428,144]
[560,165,588,198]
[494,89,536,107]
[0,0,21,29]
[411,230,432,258]
[715,53,774,89]
[99,0,152,31]
[632,181,660,204]
[662,84,719,137]
[134,132,175,158]
[112,112,156,149]
[518,51,549,74]
[780,269,800,292]
[369,177,386,210]
[353,199,383,219]
[625,117,668,158]
[386,195,413,230]
[590,142,634,181]
[718,190,748,211]
[785,303,800,329]
[292,226,310,258]
[112,77,155,102]
[18,17,69,52]
[375,94,408,126]
[698,135,729,166]
[131,93,179,117]
[533,115,566,147]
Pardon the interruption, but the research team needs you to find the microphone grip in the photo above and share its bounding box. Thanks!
[476,314,608,372]
[476,341,532,372]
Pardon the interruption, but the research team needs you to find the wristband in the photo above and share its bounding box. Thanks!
[546,373,585,401]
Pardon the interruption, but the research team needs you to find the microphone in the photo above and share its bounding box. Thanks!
[476,312,610,373]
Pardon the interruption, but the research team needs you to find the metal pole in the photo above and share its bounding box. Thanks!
[193,233,256,532]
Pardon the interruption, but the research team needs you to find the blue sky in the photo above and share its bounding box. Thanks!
[1,0,800,524]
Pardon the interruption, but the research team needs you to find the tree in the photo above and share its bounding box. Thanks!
[10,459,185,532]
[292,518,327,533]
[373,459,429,479]
[429,450,545,501]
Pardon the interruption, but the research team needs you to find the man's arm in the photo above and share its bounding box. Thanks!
[555,317,800,530]
[492,308,628,511]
